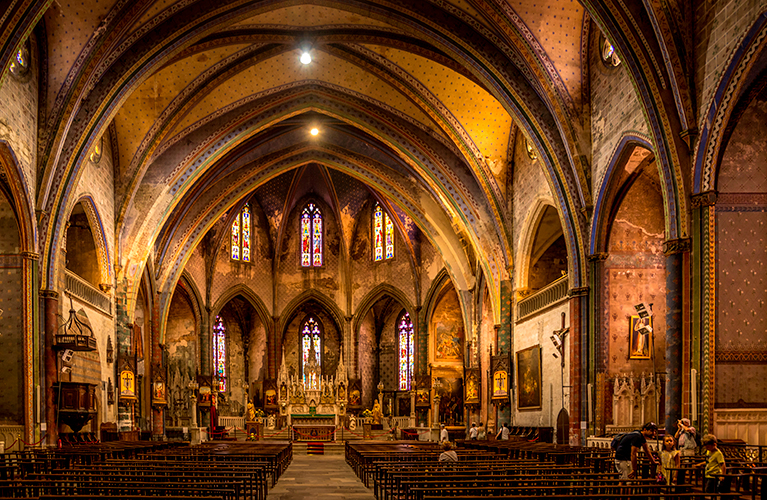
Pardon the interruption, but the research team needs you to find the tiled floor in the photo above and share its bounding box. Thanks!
[267,453,375,499]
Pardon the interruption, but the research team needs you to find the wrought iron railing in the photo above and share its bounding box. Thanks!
[516,274,569,320]
[65,270,111,315]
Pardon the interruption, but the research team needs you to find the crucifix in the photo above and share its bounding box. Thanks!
[550,312,570,410]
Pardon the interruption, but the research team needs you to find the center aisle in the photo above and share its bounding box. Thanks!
[266,452,376,500]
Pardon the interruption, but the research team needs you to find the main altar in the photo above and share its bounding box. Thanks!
[271,343,349,441]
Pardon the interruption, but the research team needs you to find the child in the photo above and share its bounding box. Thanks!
[659,435,681,484]
[695,434,725,493]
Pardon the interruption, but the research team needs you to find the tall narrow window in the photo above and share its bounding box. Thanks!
[301,203,323,267]
[373,203,395,261]
[398,312,414,390]
[213,315,227,392]
[231,203,251,262]
[301,317,322,388]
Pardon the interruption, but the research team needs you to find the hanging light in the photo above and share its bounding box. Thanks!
[300,51,312,65]
[310,127,319,136]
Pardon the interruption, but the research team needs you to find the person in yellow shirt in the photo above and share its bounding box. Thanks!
[695,434,725,493]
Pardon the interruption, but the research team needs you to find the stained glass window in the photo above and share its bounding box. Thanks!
[398,312,414,391]
[301,203,323,267]
[374,203,394,261]
[213,315,227,392]
[231,204,251,262]
[301,317,322,387]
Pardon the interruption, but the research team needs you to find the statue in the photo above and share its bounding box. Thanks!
[267,412,276,430]
[246,401,256,422]
[372,400,383,424]
[348,413,357,431]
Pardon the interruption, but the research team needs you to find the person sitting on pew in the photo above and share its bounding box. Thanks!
[614,421,659,480]
[439,441,458,462]
[695,434,725,494]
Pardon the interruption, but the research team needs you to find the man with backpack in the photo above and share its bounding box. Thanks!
[612,422,659,480]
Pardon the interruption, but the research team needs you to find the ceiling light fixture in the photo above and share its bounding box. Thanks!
[300,51,312,65]
[310,128,319,136]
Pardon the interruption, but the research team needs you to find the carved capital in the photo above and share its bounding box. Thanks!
[39,289,58,299]
[568,286,589,297]
[663,238,691,256]
[588,252,609,262]
[690,191,717,208]
[21,251,39,261]
[99,283,113,293]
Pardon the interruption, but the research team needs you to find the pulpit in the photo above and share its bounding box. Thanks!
[54,381,97,433]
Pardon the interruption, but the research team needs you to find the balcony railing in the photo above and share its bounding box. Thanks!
[516,274,569,321]
[65,270,112,315]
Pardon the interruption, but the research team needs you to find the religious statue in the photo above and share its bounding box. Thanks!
[246,401,256,422]
[279,382,287,401]
[348,413,357,431]
[266,412,276,430]
[372,401,383,424]
[338,383,346,401]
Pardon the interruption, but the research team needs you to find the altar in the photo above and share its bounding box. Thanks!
[291,414,336,442]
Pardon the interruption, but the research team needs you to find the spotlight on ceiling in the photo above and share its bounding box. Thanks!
[300,51,312,65]
[310,128,319,136]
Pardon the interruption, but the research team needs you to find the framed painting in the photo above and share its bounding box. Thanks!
[516,345,542,410]
[464,368,480,405]
[629,315,653,359]
[491,353,510,402]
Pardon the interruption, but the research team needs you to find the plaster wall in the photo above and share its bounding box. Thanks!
[512,302,570,427]
[0,34,38,196]
[357,312,376,408]
[590,28,651,197]
[184,246,207,307]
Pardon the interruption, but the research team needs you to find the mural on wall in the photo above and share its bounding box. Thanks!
[516,345,541,410]
[432,287,464,360]
[629,316,652,359]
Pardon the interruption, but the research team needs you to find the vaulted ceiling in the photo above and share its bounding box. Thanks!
[26,0,609,318]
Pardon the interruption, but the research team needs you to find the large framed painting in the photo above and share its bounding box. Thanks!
[516,345,542,410]
[415,375,430,408]
[491,353,510,403]
[629,315,653,359]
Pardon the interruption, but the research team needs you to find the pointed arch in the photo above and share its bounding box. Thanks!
[277,289,344,344]
[590,134,655,254]
[0,142,36,254]
[353,284,415,335]
[210,284,271,333]
[515,196,558,291]
[70,195,114,285]
[694,11,767,193]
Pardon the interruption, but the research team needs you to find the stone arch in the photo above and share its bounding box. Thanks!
[353,284,415,335]
[211,284,270,331]
[694,11,767,193]
[278,289,345,345]
[65,195,113,287]
[515,196,559,292]
[590,135,655,254]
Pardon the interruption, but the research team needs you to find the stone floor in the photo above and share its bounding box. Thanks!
[267,453,375,499]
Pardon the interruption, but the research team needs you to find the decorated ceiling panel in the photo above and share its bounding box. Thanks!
[43,0,114,113]
[505,0,585,108]
[365,45,513,165]
[168,49,440,137]
[231,4,397,29]
[114,44,250,172]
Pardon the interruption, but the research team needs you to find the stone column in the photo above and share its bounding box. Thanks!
[568,286,589,446]
[588,253,608,436]
[40,289,59,446]
[663,238,690,437]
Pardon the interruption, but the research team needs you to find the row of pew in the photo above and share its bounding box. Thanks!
[0,440,292,500]
[347,438,765,500]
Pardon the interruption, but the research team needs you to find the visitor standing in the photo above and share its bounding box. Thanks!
[477,422,486,440]
[659,435,681,485]
[496,422,510,440]
[614,422,659,480]
[675,418,698,457]
[440,423,449,442]
[468,422,478,440]
[696,434,725,493]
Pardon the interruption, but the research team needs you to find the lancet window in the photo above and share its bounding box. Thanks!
[373,203,394,261]
[231,203,251,262]
[301,203,323,267]
[398,312,414,390]
[213,315,227,392]
[301,317,322,388]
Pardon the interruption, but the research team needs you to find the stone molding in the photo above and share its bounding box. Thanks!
[690,191,717,208]
[663,238,691,255]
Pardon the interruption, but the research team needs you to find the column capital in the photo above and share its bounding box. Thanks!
[568,286,589,297]
[39,289,58,299]
[21,251,39,261]
[663,238,691,256]
[588,252,609,262]
[690,191,717,208]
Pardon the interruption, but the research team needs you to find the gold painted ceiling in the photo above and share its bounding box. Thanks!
[29,0,600,316]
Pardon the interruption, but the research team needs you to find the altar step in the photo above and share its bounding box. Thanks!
[293,441,346,455]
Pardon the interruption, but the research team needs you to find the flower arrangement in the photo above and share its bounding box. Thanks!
[361,409,373,418]
[253,408,265,418]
